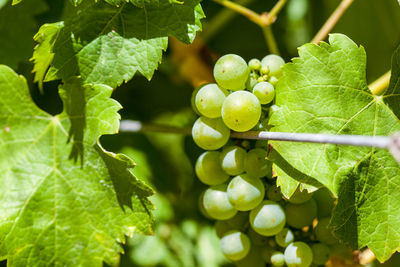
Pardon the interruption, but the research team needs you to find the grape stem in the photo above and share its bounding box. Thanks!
[369,70,391,95]
[311,0,355,44]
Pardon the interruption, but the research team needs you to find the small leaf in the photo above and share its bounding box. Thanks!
[269,34,400,262]
[0,65,154,266]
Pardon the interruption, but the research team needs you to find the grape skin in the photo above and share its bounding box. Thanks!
[249,200,286,236]
[220,146,247,176]
[192,116,230,150]
[195,83,228,118]
[261,54,285,78]
[244,148,271,178]
[315,217,338,245]
[220,230,251,261]
[221,91,262,132]
[271,251,285,266]
[286,186,313,204]
[285,199,317,229]
[227,174,265,211]
[195,151,229,185]
[284,242,313,267]
[214,54,249,91]
[252,81,275,104]
[275,227,294,247]
[203,184,237,220]
[311,243,331,265]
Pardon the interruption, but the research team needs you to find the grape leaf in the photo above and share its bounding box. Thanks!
[0,0,47,69]
[269,34,400,262]
[31,0,204,88]
[0,65,154,266]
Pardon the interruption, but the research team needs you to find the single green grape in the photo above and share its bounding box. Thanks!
[192,116,230,150]
[285,199,317,229]
[267,184,283,202]
[284,242,313,267]
[214,54,249,91]
[271,251,285,266]
[195,83,228,118]
[236,246,265,267]
[227,174,265,211]
[220,146,247,175]
[249,200,286,236]
[215,220,234,238]
[260,64,270,75]
[195,151,229,185]
[252,81,275,104]
[315,217,338,245]
[191,85,202,115]
[275,227,294,247]
[286,186,313,204]
[221,90,262,132]
[313,187,335,218]
[268,76,279,86]
[198,192,212,219]
[226,211,249,229]
[244,148,271,178]
[203,184,237,220]
[246,75,258,91]
[311,243,331,265]
[220,230,251,261]
[248,58,262,71]
[261,54,285,78]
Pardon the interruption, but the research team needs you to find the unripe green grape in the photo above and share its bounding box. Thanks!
[220,230,251,261]
[244,148,271,178]
[252,81,275,104]
[267,184,283,202]
[215,220,234,238]
[271,251,285,266]
[268,76,279,86]
[260,64,270,75]
[214,54,249,91]
[248,228,269,246]
[227,174,265,211]
[286,186,313,204]
[275,227,294,247]
[220,146,246,176]
[192,116,230,150]
[236,246,265,267]
[311,243,330,265]
[284,242,313,267]
[195,151,229,186]
[285,199,317,229]
[191,85,202,115]
[246,75,258,91]
[249,200,286,236]
[261,54,285,78]
[313,187,335,218]
[315,217,338,245]
[226,211,249,229]
[221,91,262,132]
[195,83,228,118]
[248,58,262,71]
[198,192,212,219]
[203,184,237,220]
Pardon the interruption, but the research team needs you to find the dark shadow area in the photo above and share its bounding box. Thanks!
[95,143,153,212]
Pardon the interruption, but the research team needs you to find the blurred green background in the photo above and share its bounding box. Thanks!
[0,0,399,266]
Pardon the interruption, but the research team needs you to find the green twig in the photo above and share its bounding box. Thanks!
[262,26,280,55]
[369,71,391,95]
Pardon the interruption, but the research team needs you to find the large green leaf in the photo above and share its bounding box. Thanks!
[0,0,47,69]
[0,65,154,266]
[31,0,204,88]
[269,34,400,262]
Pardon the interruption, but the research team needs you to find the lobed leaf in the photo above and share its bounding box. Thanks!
[32,0,204,88]
[269,34,400,262]
[0,65,154,266]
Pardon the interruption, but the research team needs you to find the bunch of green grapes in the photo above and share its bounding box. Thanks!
[192,54,350,266]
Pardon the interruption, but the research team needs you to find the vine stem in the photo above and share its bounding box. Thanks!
[369,70,391,95]
[311,0,355,44]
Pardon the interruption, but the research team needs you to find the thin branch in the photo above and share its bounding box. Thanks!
[211,0,266,27]
[311,0,355,44]
[264,0,288,24]
[369,70,391,95]
[262,26,280,55]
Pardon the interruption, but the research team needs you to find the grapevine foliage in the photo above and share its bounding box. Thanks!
[269,34,400,262]
[0,65,155,266]
[31,0,204,88]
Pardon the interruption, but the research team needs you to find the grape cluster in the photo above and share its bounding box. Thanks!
[192,54,341,266]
